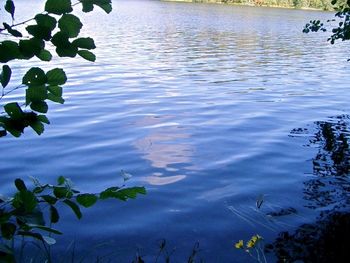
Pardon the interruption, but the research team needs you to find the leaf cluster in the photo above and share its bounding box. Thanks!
[0,177,146,260]
[0,67,67,137]
[0,2,148,262]
[303,0,350,46]
[0,0,112,138]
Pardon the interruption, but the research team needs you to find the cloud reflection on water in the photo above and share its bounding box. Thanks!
[132,115,196,185]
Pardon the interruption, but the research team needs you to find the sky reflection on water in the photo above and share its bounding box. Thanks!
[1,0,350,261]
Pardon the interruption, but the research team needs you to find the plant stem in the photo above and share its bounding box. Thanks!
[255,247,261,263]
[19,235,25,262]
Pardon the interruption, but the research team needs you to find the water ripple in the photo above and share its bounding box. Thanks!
[1,1,350,261]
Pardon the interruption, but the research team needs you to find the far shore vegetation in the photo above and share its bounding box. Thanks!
[163,0,340,11]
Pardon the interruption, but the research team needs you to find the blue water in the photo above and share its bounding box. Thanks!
[1,0,350,262]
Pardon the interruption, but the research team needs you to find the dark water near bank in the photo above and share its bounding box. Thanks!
[1,0,350,262]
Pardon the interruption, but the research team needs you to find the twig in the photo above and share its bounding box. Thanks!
[0,84,26,100]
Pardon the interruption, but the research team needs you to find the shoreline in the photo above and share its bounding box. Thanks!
[161,0,333,12]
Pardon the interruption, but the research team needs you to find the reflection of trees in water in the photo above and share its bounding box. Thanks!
[267,211,350,263]
[291,115,350,209]
[268,115,350,262]
[304,115,350,210]
[303,116,350,211]
[303,176,350,210]
[311,116,350,177]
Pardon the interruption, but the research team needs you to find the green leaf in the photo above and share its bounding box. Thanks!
[8,28,22,37]
[19,38,44,58]
[100,187,146,201]
[15,178,27,191]
[1,223,16,240]
[0,41,21,63]
[0,65,12,88]
[37,115,50,124]
[26,25,52,41]
[4,103,23,119]
[0,130,7,137]
[95,0,112,14]
[72,37,96,50]
[41,195,57,205]
[63,199,82,219]
[51,31,70,48]
[81,0,112,13]
[0,212,11,224]
[22,67,47,86]
[58,14,82,38]
[57,176,66,185]
[48,85,63,97]
[30,101,48,113]
[50,205,59,223]
[48,93,65,104]
[82,2,94,12]
[55,46,78,57]
[5,0,15,20]
[3,23,22,37]
[96,3,112,14]
[27,224,62,235]
[29,119,45,135]
[46,68,67,85]
[76,194,98,208]
[78,50,96,62]
[21,191,39,212]
[53,186,72,198]
[36,49,52,62]
[1,119,23,137]
[99,186,119,200]
[117,187,146,200]
[12,190,38,213]
[51,32,78,57]
[45,0,73,15]
[35,14,57,31]
[26,85,48,103]
[331,0,337,5]
[1,120,22,137]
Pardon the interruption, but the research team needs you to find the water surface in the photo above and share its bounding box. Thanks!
[1,1,350,262]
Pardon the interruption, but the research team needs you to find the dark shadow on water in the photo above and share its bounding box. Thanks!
[301,115,350,210]
[267,115,350,262]
[266,211,350,263]
[311,118,350,177]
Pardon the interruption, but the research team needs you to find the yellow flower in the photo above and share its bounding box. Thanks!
[246,239,255,248]
[234,240,244,249]
[246,234,263,248]
[255,234,263,241]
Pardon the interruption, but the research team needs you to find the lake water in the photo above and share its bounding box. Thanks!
[1,0,350,262]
